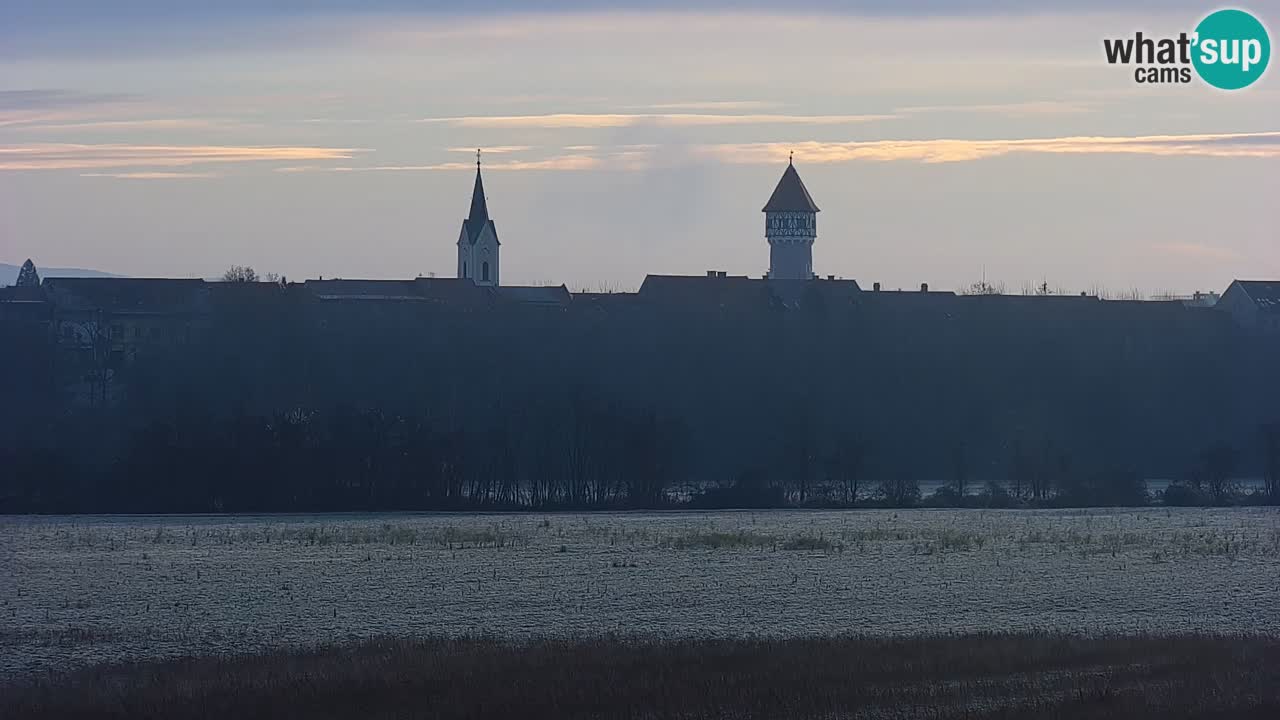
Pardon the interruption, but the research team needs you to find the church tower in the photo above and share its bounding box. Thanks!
[457,150,500,286]
[763,156,819,280]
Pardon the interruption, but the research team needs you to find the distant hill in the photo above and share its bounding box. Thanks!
[0,263,123,286]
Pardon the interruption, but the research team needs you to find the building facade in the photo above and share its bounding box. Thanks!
[1218,280,1280,335]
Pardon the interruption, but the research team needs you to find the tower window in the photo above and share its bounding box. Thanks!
[463,262,468,277]
[481,261,490,282]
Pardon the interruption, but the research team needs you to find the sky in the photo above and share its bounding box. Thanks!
[1,1,1278,293]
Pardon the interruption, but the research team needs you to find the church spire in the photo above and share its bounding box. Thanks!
[457,148,500,286]
[468,148,489,222]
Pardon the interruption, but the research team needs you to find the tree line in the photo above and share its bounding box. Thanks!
[2,285,1278,512]
[3,401,1276,513]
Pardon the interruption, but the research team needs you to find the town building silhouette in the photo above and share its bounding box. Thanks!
[0,159,1277,512]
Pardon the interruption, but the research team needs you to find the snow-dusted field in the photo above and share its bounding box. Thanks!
[2,508,1277,674]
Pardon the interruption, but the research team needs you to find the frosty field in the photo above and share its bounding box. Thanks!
[2,508,1277,675]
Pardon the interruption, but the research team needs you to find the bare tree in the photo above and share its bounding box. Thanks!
[67,312,114,407]
[982,479,1011,507]
[1261,424,1279,503]
[1009,440,1031,502]
[1029,441,1064,501]
[222,265,259,283]
[779,411,816,504]
[960,280,1004,296]
[622,409,676,507]
[1197,443,1238,504]
[876,473,921,507]
[1020,280,1063,297]
[826,435,867,506]
[951,441,970,499]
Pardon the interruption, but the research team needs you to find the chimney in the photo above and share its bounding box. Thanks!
[718,271,727,278]
[920,283,929,292]
[873,282,881,292]
[827,275,835,280]
[706,270,716,278]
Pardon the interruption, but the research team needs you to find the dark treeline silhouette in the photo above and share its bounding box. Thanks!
[2,282,1279,512]
[3,405,682,513]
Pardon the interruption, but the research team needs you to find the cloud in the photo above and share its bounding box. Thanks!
[276,155,601,173]
[4,1,1216,28]
[8,118,232,132]
[700,131,1280,165]
[1151,242,1242,262]
[0,6,1217,66]
[420,113,898,129]
[625,101,780,111]
[39,131,1272,177]
[0,89,142,129]
[0,143,362,171]
[0,89,135,111]
[896,100,1098,117]
[79,171,220,179]
[445,145,531,154]
[277,131,1280,176]
[0,88,346,133]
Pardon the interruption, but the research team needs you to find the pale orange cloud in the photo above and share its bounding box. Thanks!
[0,111,71,129]
[895,101,1098,117]
[1151,242,1242,262]
[0,143,362,171]
[625,101,780,111]
[8,118,232,132]
[276,131,1280,176]
[275,155,600,173]
[701,132,1280,165]
[420,113,897,129]
[80,171,220,179]
[445,145,531,154]
[70,131,1273,179]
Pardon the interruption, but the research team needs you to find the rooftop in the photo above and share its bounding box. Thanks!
[638,274,861,311]
[462,160,495,245]
[1234,280,1280,313]
[762,160,820,213]
[304,277,496,305]
[499,285,572,306]
[42,277,208,313]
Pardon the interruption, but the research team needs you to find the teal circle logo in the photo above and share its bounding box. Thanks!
[1192,9,1270,90]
